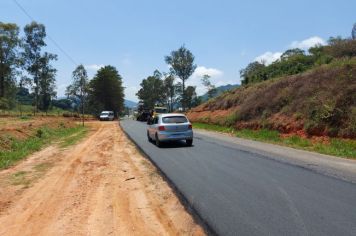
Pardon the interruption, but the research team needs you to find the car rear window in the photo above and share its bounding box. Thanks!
[162,116,188,123]
[155,108,167,113]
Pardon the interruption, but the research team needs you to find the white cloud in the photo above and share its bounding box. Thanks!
[290,36,326,50]
[254,51,282,65]
[84,64,104,71]
[186,66,229,95]
[192,66,223,78]
[253,36,326,65]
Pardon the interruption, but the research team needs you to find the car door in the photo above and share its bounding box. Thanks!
[148,117,154,137]
[150,117,158,138]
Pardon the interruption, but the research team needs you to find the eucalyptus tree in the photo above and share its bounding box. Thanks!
[201,74,217,99]
[66,65,89,126]
[0,22,20,106]
[38,52,57,112]
[23,21,57,114]
[163,73,176,112]
[165,46,196,111]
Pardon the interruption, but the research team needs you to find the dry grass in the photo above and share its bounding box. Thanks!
[188,58,356,138]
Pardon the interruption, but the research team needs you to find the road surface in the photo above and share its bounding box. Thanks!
[120,119,356,236]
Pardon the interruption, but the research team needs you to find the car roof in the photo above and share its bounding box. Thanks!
[101,111,114,113]
[160,113,187,118]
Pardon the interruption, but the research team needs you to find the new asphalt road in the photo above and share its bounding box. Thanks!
[120,119,356,236]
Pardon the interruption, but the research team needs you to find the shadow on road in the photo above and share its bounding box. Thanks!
[149,140,194,149]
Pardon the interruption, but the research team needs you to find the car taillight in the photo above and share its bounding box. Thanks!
[188,124,192,129]
[158,126,165,131]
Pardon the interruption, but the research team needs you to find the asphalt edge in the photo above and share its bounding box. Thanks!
[118,121,217,236]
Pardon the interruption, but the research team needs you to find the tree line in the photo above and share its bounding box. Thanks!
[0,21,125,118]
[240,25,356,85]
[66,65,124,124]
[136,46,219,112]
[0,21,57,113]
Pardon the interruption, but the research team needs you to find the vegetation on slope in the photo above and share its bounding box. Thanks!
[0,118,87,169]
[188,58,356,139]
[193,123,356,158]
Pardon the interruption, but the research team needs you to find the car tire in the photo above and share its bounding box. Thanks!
[155,134,161,147]
[147,131,152,142]
[186,139,193,146]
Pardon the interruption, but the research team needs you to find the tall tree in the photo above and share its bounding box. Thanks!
[352,23,356,40]
[165,46,196,111]
[136,71,165,109]
[89,65,124,116]
[23,21,56,114]
[201,74,217,99]
[38,52,57,112]
[66,64,88,126]
[163,73,176,112]
[184,86,198,110]
[0,22,20,104]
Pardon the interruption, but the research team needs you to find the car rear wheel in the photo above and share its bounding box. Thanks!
[186,139,193,146]
[155,134,161,147]
[147,131,152,142]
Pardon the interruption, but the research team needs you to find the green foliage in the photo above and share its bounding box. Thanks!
[0,22,20,106]
[240,37,356,85]
[163,73,176,112]
[193,122,356,158]
[184,86,199,109]
[201,74,217,99]
[23,21,57,113]
[88,65,124,116]
[136,71,166,109]
[66,65,89,125]
[0,125,87,169]
[165,46,197,110]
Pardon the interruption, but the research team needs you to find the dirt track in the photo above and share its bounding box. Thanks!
[0,121,204,236]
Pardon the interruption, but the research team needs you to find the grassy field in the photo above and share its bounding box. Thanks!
[193,122,356,159]
[0,122,88,170]
[0,104,67,116]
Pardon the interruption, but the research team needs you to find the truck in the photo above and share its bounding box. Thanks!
[136,102,151,122]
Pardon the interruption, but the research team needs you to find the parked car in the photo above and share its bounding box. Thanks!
[99,111,114,121]
[147,113,193,147]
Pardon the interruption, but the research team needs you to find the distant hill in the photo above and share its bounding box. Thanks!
[124,99,137,108]
[200,84,239,101]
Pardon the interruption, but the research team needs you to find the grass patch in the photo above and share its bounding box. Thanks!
[0,125,87,170]
[9,171,31,187]
[193,122,356,159]
[193,123,235,133]
[60,127,88,147]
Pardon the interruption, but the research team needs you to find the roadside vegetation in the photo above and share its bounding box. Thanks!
[187,29,356,158]
[0,118,88,169]
[193,123,356,158]
[188,30,356,141]
[0,21,125,120]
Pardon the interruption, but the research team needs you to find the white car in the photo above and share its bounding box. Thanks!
[99,111,114,121]
[147,113,193,147]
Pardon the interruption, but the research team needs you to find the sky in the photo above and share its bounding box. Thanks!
[1,0,355,102]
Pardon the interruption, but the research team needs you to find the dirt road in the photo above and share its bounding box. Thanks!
[0,121,204,236]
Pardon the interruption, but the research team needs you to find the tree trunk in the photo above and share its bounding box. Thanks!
[81,93,84,127]
[182,80,185,111]
[0,70,5,98]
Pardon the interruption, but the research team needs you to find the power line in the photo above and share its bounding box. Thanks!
[12,0,78,66]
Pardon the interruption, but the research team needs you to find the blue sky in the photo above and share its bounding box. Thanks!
[1,0,355,101]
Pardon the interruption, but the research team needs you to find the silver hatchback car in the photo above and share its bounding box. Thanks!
[147,113,193,147]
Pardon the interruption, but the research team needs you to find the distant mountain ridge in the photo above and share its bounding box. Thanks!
[200,84,239,101]
[124,99,137,108]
